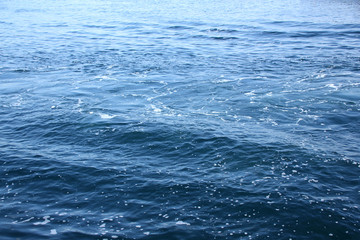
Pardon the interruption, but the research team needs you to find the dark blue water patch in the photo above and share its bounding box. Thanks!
[258,29,359,39]
[82,24,118,29]
[167,25,195,30]
[0,21,12,25]
[206,28,241,33]
[14,8,45,13]
[40,23,69,28]
[191,35,240,41]
[1,146,359,239]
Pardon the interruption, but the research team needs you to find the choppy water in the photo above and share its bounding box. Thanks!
[1,0,360,239]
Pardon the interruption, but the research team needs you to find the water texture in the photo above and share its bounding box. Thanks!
[1,0,360,239]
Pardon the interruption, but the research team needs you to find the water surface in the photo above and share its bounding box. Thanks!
[1,0,360,239]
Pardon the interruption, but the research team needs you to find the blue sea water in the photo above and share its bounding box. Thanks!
[1,0,360,239]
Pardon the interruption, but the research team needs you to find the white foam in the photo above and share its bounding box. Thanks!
[176,221,190,226]
[150,105,162,113]
[15,217,34,224]
[33,216,50,225]
[99,113,116,119]
[50,229,57,235]
[216,79,233,83]
[316,73,326,79]
[245,91,256,96]
[325,84,339,91]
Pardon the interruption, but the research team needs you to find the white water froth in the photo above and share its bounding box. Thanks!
[176,220,191,226]
[33,216,51,225]
[99,113,117,119]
